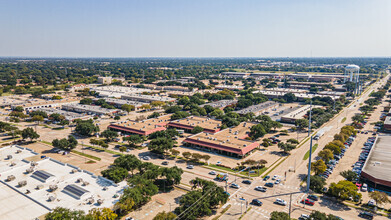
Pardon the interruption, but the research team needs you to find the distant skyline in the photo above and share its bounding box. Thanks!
[0,0,390,58]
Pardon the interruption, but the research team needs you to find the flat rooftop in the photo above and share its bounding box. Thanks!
[97,98,146,107]
[109,114,172,135]
[201,100,237,109]
[184,122,259,155]
[362,136,391,184]
[62,103,118,115]
[384,116,391,125]
[13,98,80,109]
[0,145,126,220]
[234,101,278,115]
[168,116,222,132]
[281,105,322,120]
[38,108,91,121]
[121,94,176,102]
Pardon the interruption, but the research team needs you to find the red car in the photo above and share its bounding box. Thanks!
[302,198,315,206]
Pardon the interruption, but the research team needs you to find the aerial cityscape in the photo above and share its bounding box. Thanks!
[1,1,391,220]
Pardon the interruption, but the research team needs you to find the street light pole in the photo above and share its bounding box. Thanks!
[306,101,313,192]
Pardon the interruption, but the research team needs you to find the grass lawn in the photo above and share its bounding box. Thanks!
[303,144,318,160]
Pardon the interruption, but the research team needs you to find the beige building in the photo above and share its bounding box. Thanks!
[97,76,112,84]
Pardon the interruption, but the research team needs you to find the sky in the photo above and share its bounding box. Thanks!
[0,0,390,57]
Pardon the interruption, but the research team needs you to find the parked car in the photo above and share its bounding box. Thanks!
[368,199,376,206]
[143,156,151,160]
[275,179,281,184]
[361,183,368,192]
[265,182,274,187]
[161,161,169,165]
[186,165,194,169]
[307,195,319,201]
[275,198,287,206]
[272,175,278,180]
[251,199,263,206]
[358,211,374,219]
[299,214,310,220]
[255,186,267,192]
[230,183,240,189]
[263,175,270,181]
[242,180,252,185]
[209,171,216,175]
[302,198,315,206]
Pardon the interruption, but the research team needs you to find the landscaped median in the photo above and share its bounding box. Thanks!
[40,140,102,161]
[303,144,319,160]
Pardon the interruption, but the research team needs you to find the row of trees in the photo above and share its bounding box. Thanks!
[100,154,183,216]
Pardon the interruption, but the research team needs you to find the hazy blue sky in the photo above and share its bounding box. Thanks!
[0,0,390,57]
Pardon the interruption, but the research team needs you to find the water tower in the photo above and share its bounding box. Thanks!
[344,65,360,95]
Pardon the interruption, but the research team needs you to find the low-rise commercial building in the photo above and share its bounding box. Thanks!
[168,116,222,133]
[97,76,112,84]
[361,136,391,190]
[183,122,259,158]
[0,145,126,219]
[62,104,119,116]
[96,98,145,109]
[12,98,80,112]
[384,117,391,131]
[221,72,250,79]
[35,108,92,121]
[234,101,279,116]
[108,114,171,136]
[91,85,151,98]
[280,105,322,123]
[215,85,244,90]
[254,90,340,101]
[201,100,237,110]
[121,94,176,103]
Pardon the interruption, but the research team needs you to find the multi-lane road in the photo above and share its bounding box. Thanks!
[221,75,390,220]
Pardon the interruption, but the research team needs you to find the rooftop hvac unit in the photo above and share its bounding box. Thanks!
[31,161,38,166]
[6,155,12,160]
[48,196,56,202]
[7,175,15,182]
[26,167,34,173]
[103,186,108,191]
[18,180,27,187]
[88,198,95,204]
[10,162,16,166]
[97,199,104,205]
[36,184,44,190]
[49,185,58,192]
[76,178,83,183]
[16,149,22,154]
[71,169,79,174]
[243,144,247,147]
[82,181,90,186]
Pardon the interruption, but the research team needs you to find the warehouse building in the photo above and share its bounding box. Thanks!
[280,105,322,123]
[220,72,250,79]
[62,103,119,116]
[12,98,80,112]
[234,101,279,116]
[384,117,391,131]
[201,100,237,110]
[108,114,171,136]
[183,122,259,158]
[96,98,145,109]
[34,108,91,121]
[121,94,176,103]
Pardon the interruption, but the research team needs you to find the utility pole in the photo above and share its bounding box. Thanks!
[306,101,313,192]
[289,193,292,218]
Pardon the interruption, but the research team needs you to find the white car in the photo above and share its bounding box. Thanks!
[216,161,222,165]
[275,198,287,206]
[255,186,267,192]
[272,175,278,180]
[209,171,216,175]
[187,165,194,169]
[299,214,310,220]
[143,156,151,160]
[368,199,376,206]
[361,183,368,192]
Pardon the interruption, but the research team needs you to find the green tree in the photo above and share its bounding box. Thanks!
[101,166,128,183]
[171,111,190,120]
[159,166,183,185]
[340,170,358,182]
[101,129,118,142]
[114,154,141,175]
[86,208,117,220]
[121,104,135,113]
[249,124,267,140]
[191,126,204,134]
[171,149,180,158]
[119,146,127,153]
[123,135,143,148]
[182,151,191,160]
[287,138,299,144]
[318,149,333,163]
[80,98,93,105]
[283,92,297,103]
[52,135,78,151]
[311,160,327,175]
[75,120,99,136]
[32,115,44,124]
[153,211,177,220]
[278,142,296,154]
[324,143,341,155]
[295,119,309,131]
[369,191,391,206]
[148,137,175,154]
[13,106,24,112]
[45,207,86,220]
[270,211,290,220]
[328,180,362,201]
[309,175,326,193]
[21,127,40,141]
